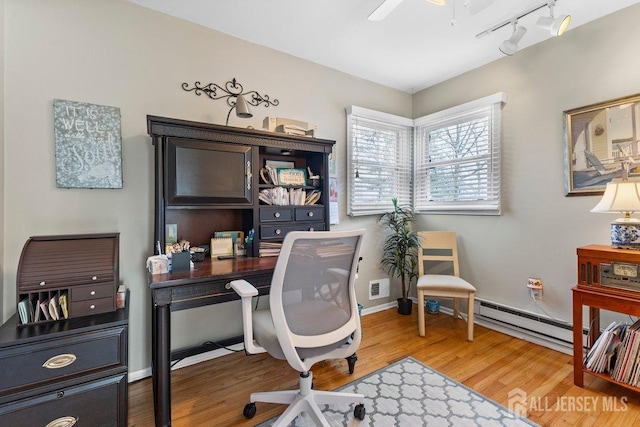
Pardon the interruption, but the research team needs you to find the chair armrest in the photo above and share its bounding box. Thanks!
[229,279,265,355]
[230,279,259,298]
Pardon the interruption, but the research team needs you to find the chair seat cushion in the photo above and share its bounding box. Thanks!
[253,301,351,361]
[417,274,476,292]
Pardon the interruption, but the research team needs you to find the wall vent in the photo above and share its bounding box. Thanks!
[369,278,390,300]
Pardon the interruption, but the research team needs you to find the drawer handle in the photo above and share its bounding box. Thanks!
[46,416,77,427]
[274,212,281,218]
[40,281,46,286]
[275,228,282,235]
[43,353,77,369]
[90,290,96,296]
[90,304,96,310]
[308,211,314,217]
[92,276,98,281]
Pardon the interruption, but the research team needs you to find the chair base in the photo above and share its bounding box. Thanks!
[250,371,365,427]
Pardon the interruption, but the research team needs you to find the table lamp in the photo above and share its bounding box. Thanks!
[591,178,640,249]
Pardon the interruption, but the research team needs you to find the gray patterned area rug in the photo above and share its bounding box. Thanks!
[257,357,538,426]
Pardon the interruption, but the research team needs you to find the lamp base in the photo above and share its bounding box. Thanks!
[611,222,640,250]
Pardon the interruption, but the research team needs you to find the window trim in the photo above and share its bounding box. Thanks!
[346,106,414,216]
[346,93,507,216]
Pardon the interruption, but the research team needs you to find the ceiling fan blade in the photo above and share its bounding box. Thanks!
[465,0,494,15]
[368,0,405,21]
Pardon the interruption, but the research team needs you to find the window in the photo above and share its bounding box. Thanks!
[414,93,506,215]
[346,106,413,216]
[347,93,506,216]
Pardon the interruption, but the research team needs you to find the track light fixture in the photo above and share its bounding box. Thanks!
[536,0,570,36]
[499,21,527,56]
[476,0,571,56]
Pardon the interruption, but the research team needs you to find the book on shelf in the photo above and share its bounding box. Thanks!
[259,242,282,257]
[18,298,32,324]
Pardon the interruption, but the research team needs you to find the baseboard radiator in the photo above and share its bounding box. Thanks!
[475,299,585,353]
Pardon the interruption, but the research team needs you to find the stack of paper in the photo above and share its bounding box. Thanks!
[584,322,625,373]
[259,242,282,257]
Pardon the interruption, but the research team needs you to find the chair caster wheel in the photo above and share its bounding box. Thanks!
[243,402,257,419]
[354,403,366,420]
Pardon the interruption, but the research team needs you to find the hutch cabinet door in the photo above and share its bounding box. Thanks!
[166,138,253,206]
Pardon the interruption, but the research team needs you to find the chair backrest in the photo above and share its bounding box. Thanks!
[417,231,460,277]
[269,229,365,370]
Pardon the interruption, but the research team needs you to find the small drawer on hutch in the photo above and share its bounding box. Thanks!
[295,206,324,222]
[261,223,326,240]
[70,283,114,302]
[0,327,126,393]
[0,373,127,427]
[260,207,293,222]
[72,297,114,317]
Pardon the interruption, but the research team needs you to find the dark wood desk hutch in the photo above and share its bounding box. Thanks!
[147,116,335,427]
[148,115,335,256]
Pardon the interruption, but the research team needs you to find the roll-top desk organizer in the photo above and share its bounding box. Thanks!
[16,233,119,326]
[1,232,127,426]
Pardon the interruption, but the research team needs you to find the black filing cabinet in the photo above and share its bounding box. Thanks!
[0,300,128,426]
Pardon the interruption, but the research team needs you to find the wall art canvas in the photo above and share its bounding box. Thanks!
[564,94,640,196]
[54,99,123,189]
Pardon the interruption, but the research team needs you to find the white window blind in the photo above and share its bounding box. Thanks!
[346,106,413,216]
[414,93,506,215]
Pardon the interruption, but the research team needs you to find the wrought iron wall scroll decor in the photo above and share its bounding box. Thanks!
[181,78,279,126]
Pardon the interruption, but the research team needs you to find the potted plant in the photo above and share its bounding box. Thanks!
[379,198,420,315]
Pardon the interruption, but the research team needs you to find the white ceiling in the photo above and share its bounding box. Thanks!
[128,0,639,93]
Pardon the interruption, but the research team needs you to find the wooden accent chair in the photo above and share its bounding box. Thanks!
[417,231,476,341]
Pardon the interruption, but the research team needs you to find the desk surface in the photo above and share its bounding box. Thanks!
[148,256,277,289]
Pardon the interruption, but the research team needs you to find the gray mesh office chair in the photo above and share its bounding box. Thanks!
[231,229,366,426]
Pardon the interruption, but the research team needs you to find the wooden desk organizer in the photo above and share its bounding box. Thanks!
[16,232,119,326]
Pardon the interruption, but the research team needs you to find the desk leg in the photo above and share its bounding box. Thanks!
[154,303,172,427]
[573,290,584,387]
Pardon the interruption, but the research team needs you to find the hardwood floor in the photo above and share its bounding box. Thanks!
[128,306,640,426]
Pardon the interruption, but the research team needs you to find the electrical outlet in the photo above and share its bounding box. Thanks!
[527,277,543,300]
[369,278,390,300]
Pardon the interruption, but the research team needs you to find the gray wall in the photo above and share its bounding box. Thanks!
[2,0,638,374]
[2,0,409,372]
[412,4,640,321]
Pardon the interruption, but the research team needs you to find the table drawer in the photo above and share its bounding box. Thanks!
[0,326,126,393]
[259,206,293,222]
[0,373,127,427]
[71,283,114,302]
[294,206,324,221]
[71,297,114,317]
[260,222,326,240]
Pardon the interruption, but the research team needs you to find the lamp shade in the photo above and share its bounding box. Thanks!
[499,25,527,56]
[235,94,253,119]
[536,14,571,36]
[591,180,640,219]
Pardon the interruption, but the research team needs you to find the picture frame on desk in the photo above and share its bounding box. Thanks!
[277,168,307,186]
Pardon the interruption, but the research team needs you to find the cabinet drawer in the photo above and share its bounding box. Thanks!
[0,373,127,427]
[260,222,326,240]
[71,283,114,302]
[260,207,293,222]
[0,326,126,393]
[71,297,114,317]
[295,206,324,222]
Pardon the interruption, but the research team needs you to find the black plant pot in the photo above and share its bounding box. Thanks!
[397,298,412,315]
